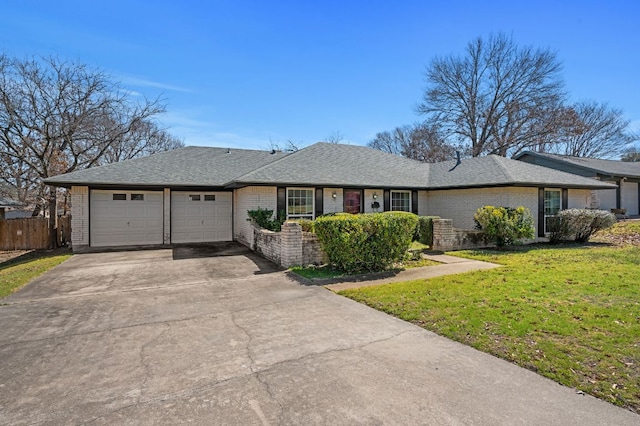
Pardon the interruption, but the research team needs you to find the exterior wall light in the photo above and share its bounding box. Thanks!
[332,192,337,199]
[372,193,378,199]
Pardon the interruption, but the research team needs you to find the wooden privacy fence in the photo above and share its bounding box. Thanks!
[0,216,71,250]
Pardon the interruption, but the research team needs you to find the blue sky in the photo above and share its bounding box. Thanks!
[2,0,639,151]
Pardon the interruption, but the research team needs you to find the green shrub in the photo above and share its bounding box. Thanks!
[474,206,535,247]
[314,212,419,272]
[296,218,314,233]
[414,216,439,246]
[247,208,285,232]
[551,209,616,243]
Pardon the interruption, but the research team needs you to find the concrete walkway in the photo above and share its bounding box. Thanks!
[325,253,501,292]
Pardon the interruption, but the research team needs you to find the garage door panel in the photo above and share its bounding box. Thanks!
[90,190,163,247]
[171,191,232,243]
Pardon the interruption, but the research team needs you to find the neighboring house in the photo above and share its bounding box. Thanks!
[514,151,640,216]
[44,142,616,251]
[0,197,22,220]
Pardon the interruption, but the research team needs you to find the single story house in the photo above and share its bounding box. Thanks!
[44,142,616,251]
[514,151,640,216]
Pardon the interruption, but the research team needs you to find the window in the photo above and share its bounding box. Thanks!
[130,194,144,201]
[112,193,126,201]
[391,191,411,212]
[287,188,314,219]
[544,189,561,233]
[204,194,216,201]
[189,194,201,201]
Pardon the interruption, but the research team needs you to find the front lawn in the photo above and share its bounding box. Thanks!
[0,249,72,298]
[338,243,640,412]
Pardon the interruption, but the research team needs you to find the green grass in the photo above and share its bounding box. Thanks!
[290,264,348,279]
[0,250,72,299]
[290,243,440,280]
[338,243,640,412]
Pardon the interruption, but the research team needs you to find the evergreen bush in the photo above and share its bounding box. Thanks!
[414,216,440,246]
[314,212,419,272]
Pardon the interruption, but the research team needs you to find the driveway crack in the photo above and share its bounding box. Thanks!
[230,311,284,424]
[0,313,218,349]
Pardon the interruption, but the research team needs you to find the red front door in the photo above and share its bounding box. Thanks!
[344,190,361,214]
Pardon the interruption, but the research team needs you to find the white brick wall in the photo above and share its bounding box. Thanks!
[234,186,277,247]
[594,188,617,211]
[567,189,592,210]
[323,188,343,214]
[425,187,539,230]
[363,189,383,213]
[70,186,89,249]
[417,190,429,216]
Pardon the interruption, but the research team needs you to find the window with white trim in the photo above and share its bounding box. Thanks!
[287,188,314,219]
[391,191,411,212]
[544,189,561,233]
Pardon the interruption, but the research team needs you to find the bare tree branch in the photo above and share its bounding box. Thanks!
[368,122,465,163]
[0,55,184,211]
[418,33,565,157]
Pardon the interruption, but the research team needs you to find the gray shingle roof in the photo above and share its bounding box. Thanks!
[427,155,617,189]
[45,146,291,187]
[230,142,430,188]
[0,197,22,208]
[514,151,640,178]
[44,143,616,190]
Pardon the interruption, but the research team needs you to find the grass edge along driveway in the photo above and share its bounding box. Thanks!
[0,250,72,299]
[338,243,640,413]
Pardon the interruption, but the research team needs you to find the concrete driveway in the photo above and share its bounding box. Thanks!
[0,244,636,425]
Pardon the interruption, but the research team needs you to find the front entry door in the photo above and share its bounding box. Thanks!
[344,190,362,214]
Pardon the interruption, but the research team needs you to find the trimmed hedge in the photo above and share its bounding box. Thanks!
[414,216,440,246]
[474,206,535,247]
[548,209,616,243]
[314,212,419,272]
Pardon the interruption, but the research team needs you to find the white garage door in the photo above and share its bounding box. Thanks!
[90,190,163,247]
[171,192,232,243]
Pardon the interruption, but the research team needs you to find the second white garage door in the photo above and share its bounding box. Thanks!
[171,192,232,243]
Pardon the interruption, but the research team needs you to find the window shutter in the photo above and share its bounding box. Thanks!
[562,188,568,210]
[411,190,419,214]
[277,187,286,217]
[383,190,390,211]
[538,188,545,237]
[315,188,323,217]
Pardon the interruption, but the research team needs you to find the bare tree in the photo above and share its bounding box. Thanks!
[534,101,636,158]
[0,55,183,215]
[369,122,464,163]
[325,131,344,144]
[267,138,302,152]
[101,119,184,164]
[621,146,640,162]
[418,33,565,157]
